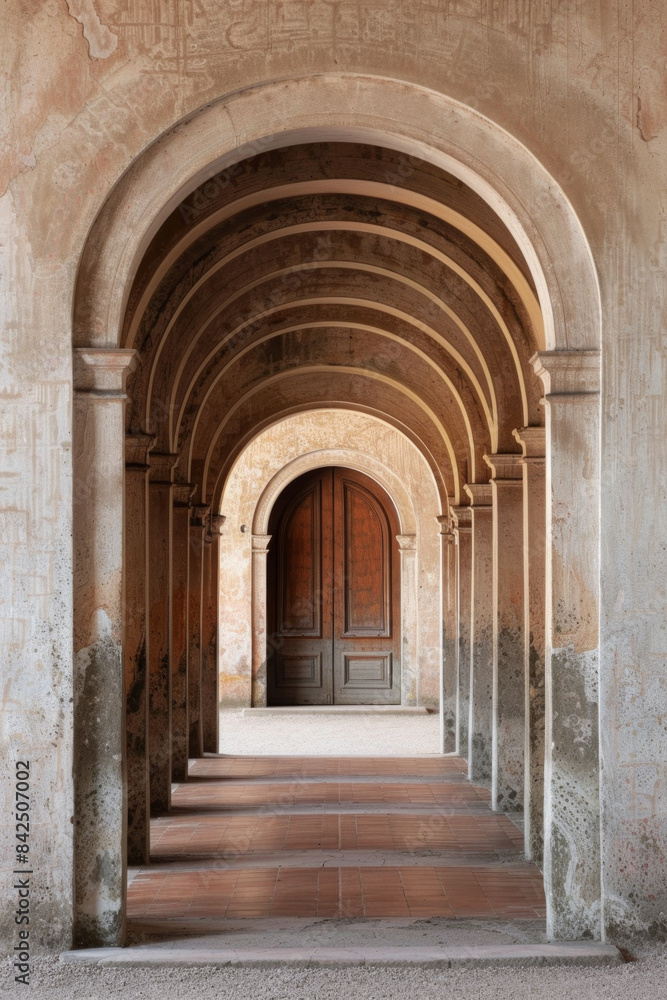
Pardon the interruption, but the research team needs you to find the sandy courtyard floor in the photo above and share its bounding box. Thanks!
[218,707,441,756]
[2,945,666,1000]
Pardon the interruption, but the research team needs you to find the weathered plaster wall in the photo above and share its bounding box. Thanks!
[1,0,666,949]
[219,410,442,710]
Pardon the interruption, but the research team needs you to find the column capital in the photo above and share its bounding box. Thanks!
[125,433,157,467]
[148,452,180,484]
[483,453,524,480]
[464,482,493,506]
[173,482,197,506]
[530,350,600,396]
[190,504,210,528]
[209,514,226,535]
[251,533,272,553]
[436,514,455,540]
[73,348,138,396]
[450,505,472,531]
[396,533,417,551]
[512,426,546,459]
[205,513,226,543]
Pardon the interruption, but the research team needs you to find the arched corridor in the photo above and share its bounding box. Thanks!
[69,80,603,949]
[6,3,667,974]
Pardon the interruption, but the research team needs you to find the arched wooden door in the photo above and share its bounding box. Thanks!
[267,467,401,705]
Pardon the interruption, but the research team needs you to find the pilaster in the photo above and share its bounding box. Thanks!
[513,426,547,865]
[251,534,272,707]
[147,452,179,813]
[450,505,472,759]
[72,348,137,947]
[463,483,494,784]
[202,513,225,753]
[532,349,601,940]
[188,503,210,757]
[171,483,196,783]
[437,515,458,753]
[396,534,418,706]
[124,432,156,865]
[484,453,525,813]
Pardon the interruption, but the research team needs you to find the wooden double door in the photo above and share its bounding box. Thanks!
[267,467,401,705]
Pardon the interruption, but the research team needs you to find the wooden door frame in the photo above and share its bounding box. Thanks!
[251,457,419,707]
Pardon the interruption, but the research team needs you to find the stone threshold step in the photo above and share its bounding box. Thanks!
[167,803,496,815]
[61,942,622,968]
[137,849,527,870]
[241,706,429,715]
[180,773,471,784]
[201,752,449,759]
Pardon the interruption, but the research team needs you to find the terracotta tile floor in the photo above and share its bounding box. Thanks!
[166,780,492,811]
[191,756,465,778]
[127,755,546,923]
[151,813,524,856]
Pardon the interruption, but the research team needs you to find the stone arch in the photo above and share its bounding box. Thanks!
[252,450,421,536]
[70,73,602,946]
[210,400,450,515]
[218,410,442,711]
[200,367,463,503]
[73,74,600,355]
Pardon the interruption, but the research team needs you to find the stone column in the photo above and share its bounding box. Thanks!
[532,350,601,941]
[72,347,137,947]
[438,516,457,753]
[397,534,418,706]
[171,483,195,784]
[124,432,155,866]
[188,504,209,758]
[484,453,525,814]
[464,483,494,784]
[201,514,225,753]
[251,534,272,707]
[513,426,547,865]
[450,506,472,759]
[147,452,179,814]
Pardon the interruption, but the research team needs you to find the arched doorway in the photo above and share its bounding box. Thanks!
[218,410,441,714]
[267,467,401,706]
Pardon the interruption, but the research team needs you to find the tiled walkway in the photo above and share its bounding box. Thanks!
[127,755,546,924]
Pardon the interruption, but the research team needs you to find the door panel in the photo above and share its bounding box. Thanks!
[333,469,401,705]
[278,482,321,635]
[274,652,323,689]
[342,652,393,689]
[342,480,390,636]
[267,470,333,705]
[267,467,400,705]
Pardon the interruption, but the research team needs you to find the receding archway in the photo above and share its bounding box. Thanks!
[219,408,442,713]
[71,74,601,947]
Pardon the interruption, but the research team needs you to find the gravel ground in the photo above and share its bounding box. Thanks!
[218,708,441,756]
[2,945,667,1000]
